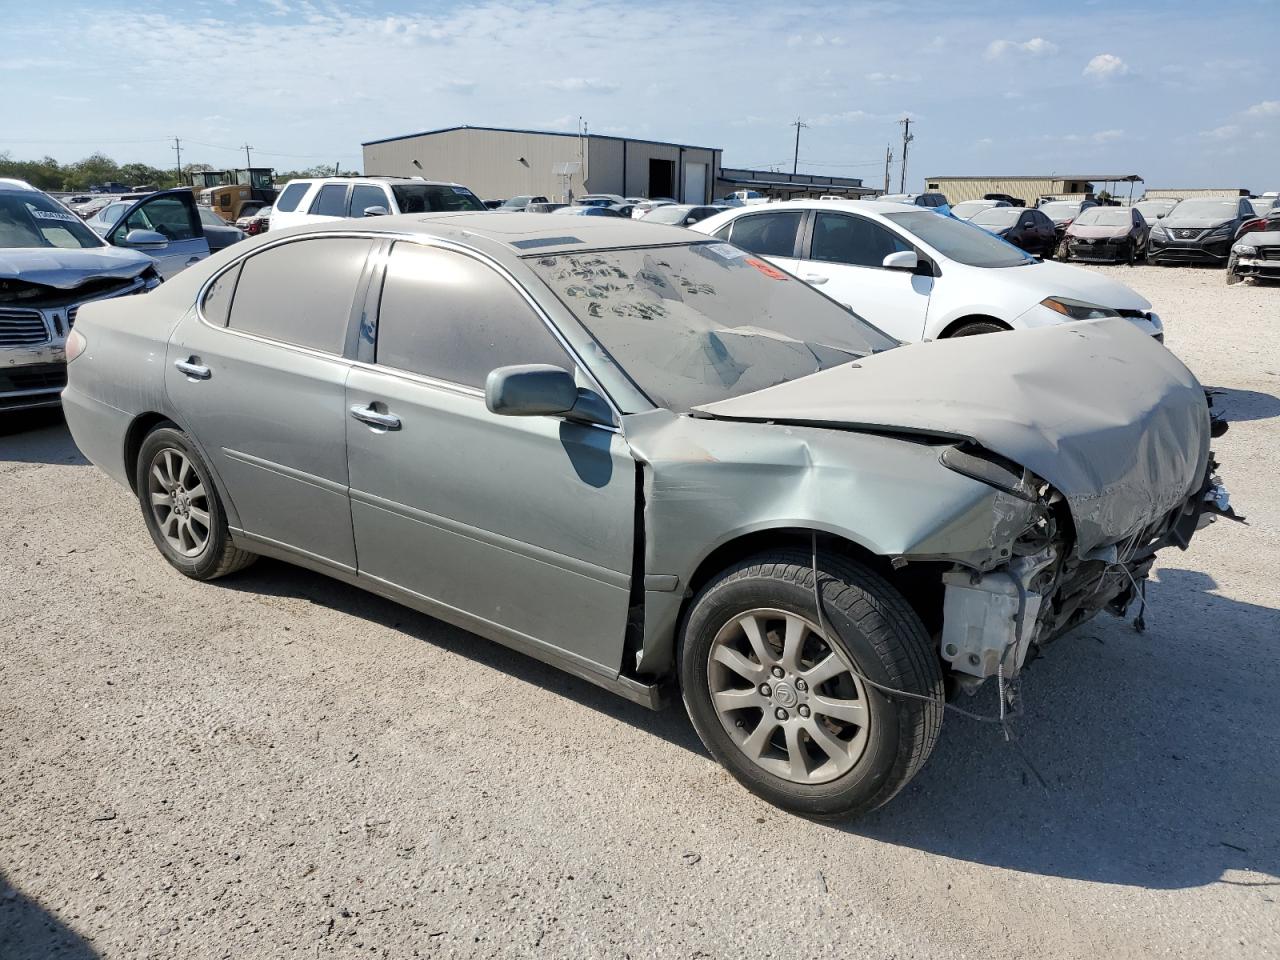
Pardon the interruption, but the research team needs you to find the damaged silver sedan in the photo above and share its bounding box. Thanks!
[62,214,1232,818]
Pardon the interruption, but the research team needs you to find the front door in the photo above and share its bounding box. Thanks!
[797,210,932,342]
[345,240,636,673]
[109,191,209,278]
[165,235,375,570]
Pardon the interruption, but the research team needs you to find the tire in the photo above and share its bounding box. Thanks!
[949,320,1006,337]
[678,549,944,819]
[136,424,255,580]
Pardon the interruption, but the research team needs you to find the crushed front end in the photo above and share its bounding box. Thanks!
[935,438,1237,695]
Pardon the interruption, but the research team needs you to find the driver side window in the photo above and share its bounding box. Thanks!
[112,197,198,243]
[810,212,910,268]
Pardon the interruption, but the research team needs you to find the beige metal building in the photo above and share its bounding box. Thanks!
[362,125,721,203]
[1140,187,1249,201]
[923,174,1143,206]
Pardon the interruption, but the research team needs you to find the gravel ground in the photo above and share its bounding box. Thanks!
[2,263,1277,959]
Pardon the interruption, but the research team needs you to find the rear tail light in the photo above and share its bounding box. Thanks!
[1238,218,1265,237]
[66,328,88,362]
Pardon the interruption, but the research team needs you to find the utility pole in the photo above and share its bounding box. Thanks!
[172,137,182,184]
[791,117,808,175]
[883,143,893,194]
[242,143,254,168]
[898,117,913,193]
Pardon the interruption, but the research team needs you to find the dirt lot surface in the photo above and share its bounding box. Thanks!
[2,264,1277,959]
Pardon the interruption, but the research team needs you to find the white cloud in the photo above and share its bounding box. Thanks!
[1042,129,1125,144]
[1244,100,1280,118]
[985,37,1057,60]
[543,77,619,94]
[434,78,477,95]
[866,71,919,84]
[786,33,845,47]
[1198,124,1240,140]
[1082,53,1129,81]
[808,110,875,126]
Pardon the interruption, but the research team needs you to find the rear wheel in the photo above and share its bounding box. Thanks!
[137,425,255,580]
[679,550,944,819]
[949,320,1007,337]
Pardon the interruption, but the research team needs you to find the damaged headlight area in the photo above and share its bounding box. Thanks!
[939,441,1038,502]
[1039,296,1122,321]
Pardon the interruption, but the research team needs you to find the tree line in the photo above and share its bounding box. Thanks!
[0,151,348,192]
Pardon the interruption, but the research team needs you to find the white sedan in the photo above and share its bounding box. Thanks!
[692,199,1163,343]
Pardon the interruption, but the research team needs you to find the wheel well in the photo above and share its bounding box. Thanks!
[680,528,948,639]
[938,315,1012,338]
[122,413,175,493]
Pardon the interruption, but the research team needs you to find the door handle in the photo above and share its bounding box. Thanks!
[802,274,829,285]
[174,358,211,380]
[349,404,401,431]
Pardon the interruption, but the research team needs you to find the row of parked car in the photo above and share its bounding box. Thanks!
[951,194,1278,275]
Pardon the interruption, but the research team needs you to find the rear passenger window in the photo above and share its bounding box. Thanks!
[375,242,571,388]
[309,184,348,217]
[727,212,802,258]
[228,238,371,353]
[349,184,389,217]
[201,263,240,327]
[273,182,310,213]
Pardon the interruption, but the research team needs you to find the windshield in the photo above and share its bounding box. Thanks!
[1039,201,1083,220]
[883,210,1031,267]
[389,183,485,213]
[1171,199,1237,219]
[1135,200,1174,219]
[0,191,104,249]
[952,201,997,219]
[1074,208,1132,227]
[527,242,897,410]
[970,208,1020,228]
[642,206,694,224]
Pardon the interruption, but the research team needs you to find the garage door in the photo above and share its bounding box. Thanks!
[683,163,707,204]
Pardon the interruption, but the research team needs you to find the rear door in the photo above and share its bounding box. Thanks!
[794,210,932,342]
[108,191,209,278]
[165,235,377,569]
[344,240,636,673]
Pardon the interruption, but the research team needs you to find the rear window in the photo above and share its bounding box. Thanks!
[309,184,349,217]
[228,237,371,352]
[725,212,802,258]
[274,181,310,213]
[389,184,485,213]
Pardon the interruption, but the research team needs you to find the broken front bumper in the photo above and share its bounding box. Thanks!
[939,460,1235,690]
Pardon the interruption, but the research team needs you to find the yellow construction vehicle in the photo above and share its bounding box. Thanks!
[195,168,277,222]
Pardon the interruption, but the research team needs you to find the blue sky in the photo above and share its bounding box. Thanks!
[4,0,1279,191]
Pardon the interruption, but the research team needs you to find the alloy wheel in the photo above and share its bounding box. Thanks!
[146,447,211,558]
[707,608,870,785]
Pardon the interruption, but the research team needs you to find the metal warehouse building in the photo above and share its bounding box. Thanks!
[362,125,875,204]
[363,125,721,204]
[924,174,1143,207]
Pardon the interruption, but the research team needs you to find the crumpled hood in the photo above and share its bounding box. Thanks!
[1239,230,1280,247]
[694,318,1209,554]
[0,245,152,288]
[991,257,1151,311]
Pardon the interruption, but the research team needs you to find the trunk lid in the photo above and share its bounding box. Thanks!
[694,318,1209,554]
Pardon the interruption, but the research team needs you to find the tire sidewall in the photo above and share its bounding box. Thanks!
[137,426,231,579]
[680,568,909,817]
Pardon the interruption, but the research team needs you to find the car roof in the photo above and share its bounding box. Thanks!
[709,198,923,216]
[262,210,702,257]
[283,176,468,188]
[0,178,39,192]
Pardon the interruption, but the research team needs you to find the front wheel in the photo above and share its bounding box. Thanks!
[679,550,944,819]
[949,320,1007,337]
[137,425,256,580]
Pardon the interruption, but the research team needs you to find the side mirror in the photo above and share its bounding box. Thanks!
[485,364,614,426]
[882,250,918,271]
[685,216,698,225]
[362,205,390,217]
[122,229,167,247]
